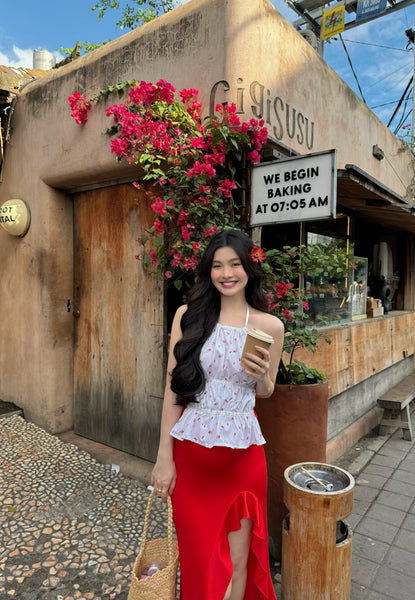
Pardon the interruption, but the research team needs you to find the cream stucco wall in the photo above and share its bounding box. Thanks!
[0,0,413,434]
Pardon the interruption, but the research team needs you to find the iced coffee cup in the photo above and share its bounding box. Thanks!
[241,327,274,371]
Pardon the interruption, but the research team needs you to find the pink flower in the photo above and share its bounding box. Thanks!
[246,150,261,163]
[68,92,81,109]
[186,161,216,179]
[167,199,175,207]
[203,164,216,178]
[217,179,237,198]
[281,308,293,322]
[172,252,183,267]
[151,198,167,217]
[303,301,309,311]
[68,93,91,124]
[192,241,201,252]
[184,255,198,271]
[149,251,158,265]
[179,87,199,103]
[267,301,278,312]
[203,225,219,237]
[191,137,207,150]
[153,218,165,236]
[276,282,292,298]
[156,79,175,104]
[110,137,129,157]
[165,270,172,279]
[169,178,177,185]
[187,100,202,119]
[181,225,192,240]
[177,209,189,226]
[106,103,128,122]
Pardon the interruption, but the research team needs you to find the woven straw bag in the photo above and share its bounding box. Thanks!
[128,490,179,600]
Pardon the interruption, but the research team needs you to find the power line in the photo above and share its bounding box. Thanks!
[339,34,367,104]
[340,39,411,52]
[370,97,412,108]
[387,75,413,127]
[394,106,412,134]
[367,60,412,88]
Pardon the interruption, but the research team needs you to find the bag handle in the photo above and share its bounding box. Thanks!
[141,490,175,560]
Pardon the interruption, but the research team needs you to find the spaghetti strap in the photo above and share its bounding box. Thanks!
[245,305,250,327]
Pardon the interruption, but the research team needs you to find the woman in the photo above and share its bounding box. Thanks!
[151,230,283,600]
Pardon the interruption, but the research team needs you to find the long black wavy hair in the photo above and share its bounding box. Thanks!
[170,229,268,405]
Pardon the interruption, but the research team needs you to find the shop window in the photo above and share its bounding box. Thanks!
[262,212,406,326]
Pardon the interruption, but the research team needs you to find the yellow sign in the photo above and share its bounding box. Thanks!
[0,198,31,237]
[321,5,345,40]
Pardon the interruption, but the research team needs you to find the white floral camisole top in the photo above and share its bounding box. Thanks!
[170,307,266,449]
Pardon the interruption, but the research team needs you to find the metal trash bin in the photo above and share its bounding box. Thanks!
[281,462,355,600]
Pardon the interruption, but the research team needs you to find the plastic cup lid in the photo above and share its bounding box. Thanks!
[246,327,274,344]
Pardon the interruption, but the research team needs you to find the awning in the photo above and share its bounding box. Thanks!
[337,164,415,234]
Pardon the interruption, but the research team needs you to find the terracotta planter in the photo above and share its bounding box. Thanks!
[256,381,328,559]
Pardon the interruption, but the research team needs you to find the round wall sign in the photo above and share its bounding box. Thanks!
[0,198,31,237]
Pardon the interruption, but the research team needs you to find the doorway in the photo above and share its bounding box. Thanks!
[73,183,165,461]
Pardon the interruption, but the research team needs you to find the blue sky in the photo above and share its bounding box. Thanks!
[0,0,413,134]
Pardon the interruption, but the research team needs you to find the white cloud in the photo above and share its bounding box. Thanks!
[0,45,33,68]
[0,44,61,69]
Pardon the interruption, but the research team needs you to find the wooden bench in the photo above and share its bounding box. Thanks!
[377,371,415,441]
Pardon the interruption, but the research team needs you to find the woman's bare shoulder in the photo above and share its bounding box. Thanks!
[250,309,284,337]
[172,304,188,328]
[175,304,188,318]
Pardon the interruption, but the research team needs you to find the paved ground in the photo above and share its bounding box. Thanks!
[1,408,414,599]
[0,415,166,600]
[340,411,415,600]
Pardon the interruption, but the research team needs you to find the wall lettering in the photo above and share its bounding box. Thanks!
[209,78,315,150]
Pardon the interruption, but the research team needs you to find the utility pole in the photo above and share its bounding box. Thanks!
[404,26,415,142]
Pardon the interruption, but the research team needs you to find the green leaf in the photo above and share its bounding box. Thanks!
[174,279,183,290]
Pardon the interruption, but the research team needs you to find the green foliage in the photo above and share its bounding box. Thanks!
[92,80,136,102]
[91,0,177,30]
[59,40,111,56]
[263,245,335,385]
[60,0,176,56]
[286,360,328,387]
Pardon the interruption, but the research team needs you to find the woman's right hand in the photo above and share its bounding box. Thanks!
[151,455,177,501]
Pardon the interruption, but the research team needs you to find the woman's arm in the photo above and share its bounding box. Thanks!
[151,305,187,497]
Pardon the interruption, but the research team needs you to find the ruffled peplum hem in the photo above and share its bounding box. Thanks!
[170,406,266,448]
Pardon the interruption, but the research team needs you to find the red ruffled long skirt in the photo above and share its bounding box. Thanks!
[171,440,277,600]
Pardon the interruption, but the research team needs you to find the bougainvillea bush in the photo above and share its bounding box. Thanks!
[68,79,268,286]
[68,80,331,384]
